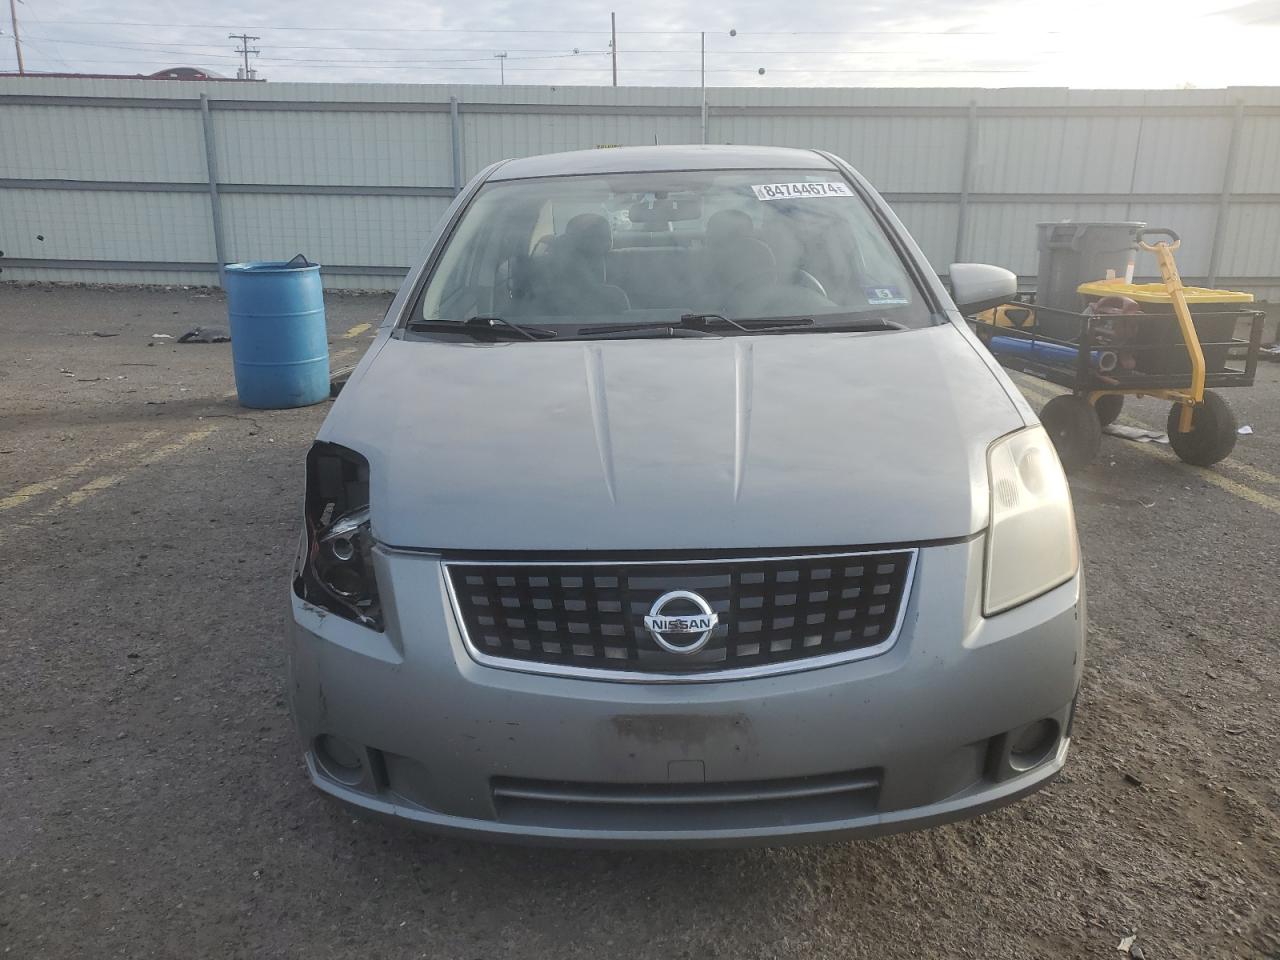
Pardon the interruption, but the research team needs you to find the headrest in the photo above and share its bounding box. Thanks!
[562,214,613,257]
[718,236,777,287]
[706,209,754,246]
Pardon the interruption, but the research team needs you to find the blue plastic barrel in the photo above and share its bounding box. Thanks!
[224,259,329,409]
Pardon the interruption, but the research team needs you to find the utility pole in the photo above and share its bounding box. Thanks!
[699,32,706,144]
[8,0,24,75]
[610,12,617,86]
[494,51,507,85]
[228,32,260,80]
[700,30,760,145]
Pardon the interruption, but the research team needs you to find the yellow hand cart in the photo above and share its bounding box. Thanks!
[971,227,1265,471]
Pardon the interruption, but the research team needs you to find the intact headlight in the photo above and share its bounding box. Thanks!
[984,426,1079,616]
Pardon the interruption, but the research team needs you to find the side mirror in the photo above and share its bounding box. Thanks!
[948,263,1017,314]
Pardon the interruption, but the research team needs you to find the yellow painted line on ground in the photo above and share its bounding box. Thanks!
[1009,373,1280,507]
[1198,470,1280,514]
[1128,441,1280,516]
[1220,459,1280,488]
[35,426,219,517]
[1010,378,1059,405]
[342,322,372,339]
[0,430,165,511]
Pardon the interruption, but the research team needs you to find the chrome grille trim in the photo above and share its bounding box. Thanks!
[442,548,919,683]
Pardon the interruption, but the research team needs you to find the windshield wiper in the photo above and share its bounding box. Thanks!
[405,316,558,341]
[576,314,814,338]
[819,317,906,332]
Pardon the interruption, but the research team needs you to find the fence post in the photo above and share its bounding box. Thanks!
[1206,99,1244,288]
[449,96,463,195]
[953,100,978,266]
[198,94,228,287]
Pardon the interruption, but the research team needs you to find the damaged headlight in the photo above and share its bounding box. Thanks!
[984,426,1079,616]
[296,442,383,630]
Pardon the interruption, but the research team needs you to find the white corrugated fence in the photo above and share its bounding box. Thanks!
[1,78,1278,296]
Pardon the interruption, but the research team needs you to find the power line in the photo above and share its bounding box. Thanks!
[31,18,1075,35]
[21,54,1030,74]
[22,34,618,52]
[21,36,607,66]
[12,4,78,73]
[25,33,1054,57]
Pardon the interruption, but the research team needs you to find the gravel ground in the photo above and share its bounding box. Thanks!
[1,284,1277,960]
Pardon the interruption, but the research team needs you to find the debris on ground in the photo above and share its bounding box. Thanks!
[91,331,120,338]
[1237,425,1253,435]
[1123,772,1143,787]
[151,333,173,339]
[178,326,231,344]
[1118,935,1136,952]
[329,364,356,398]
[1104,424,1169,444]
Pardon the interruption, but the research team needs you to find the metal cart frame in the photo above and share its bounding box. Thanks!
[971,229,1265,471]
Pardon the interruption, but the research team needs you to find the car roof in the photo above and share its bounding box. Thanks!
[487,145,835,181]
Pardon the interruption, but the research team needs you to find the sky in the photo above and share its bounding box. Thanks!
[4,0,1280,87]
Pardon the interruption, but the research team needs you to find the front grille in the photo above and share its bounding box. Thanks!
[444,549,916,680]
[492,770,882,831]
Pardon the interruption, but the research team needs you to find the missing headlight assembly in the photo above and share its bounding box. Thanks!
[295,442,383,630]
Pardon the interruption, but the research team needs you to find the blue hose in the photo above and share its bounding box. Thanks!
[988,335,1117,372]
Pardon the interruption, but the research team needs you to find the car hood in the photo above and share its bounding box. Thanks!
[323,324,1026,552]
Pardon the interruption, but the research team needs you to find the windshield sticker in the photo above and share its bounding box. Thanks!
[751,182,853,201]
[865,286,909,305]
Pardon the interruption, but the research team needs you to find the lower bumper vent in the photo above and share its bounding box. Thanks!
[491,769,882,831]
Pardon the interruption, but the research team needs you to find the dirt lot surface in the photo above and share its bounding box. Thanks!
[1,284,1278,960]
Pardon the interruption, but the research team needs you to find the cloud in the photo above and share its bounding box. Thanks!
[1211,0,1280,23]
[6,0,1278,87]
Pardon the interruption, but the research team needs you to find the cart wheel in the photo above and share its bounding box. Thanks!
[1093,394,1124,427]
[1167,390,1237,466]
[1041,395,1102,472]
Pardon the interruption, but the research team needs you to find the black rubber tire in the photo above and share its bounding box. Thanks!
[1093,393,1124,427]
[1041,394,1102,472]
[1167,390,1237,466]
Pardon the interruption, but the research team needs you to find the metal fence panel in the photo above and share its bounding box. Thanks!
[717,115,969,192]
[1131,116,1233,193]
[0,187,213,262]
[965,201,1133,276]
[1235,117,1280,194]
[213,109,455,188]
[887,202,961,269]
[1,79,1277,295]
[971,116,1142,194]
[1221,202,1280,280]
[0,103,206,182]
[220,193,449,268]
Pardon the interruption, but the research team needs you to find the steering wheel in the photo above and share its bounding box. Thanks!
[793,269,827,298]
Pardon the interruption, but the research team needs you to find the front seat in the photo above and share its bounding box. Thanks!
[703,210,776,312]
[717,237,778,316]
[544,214,630,316]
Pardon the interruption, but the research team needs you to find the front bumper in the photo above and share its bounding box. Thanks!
[287,538,1085,848]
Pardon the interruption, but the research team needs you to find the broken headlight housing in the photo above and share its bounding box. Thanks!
[984,426,1079,616]
[296,442,383,630]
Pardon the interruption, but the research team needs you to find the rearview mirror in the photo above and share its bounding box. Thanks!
[627,195,703,225]
[948,263,1017,314]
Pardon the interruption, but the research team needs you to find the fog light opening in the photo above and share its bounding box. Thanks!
[315,735,365,786]
[1008,719,1059,772]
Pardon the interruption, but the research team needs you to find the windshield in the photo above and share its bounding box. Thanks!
[413,168,933,337]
